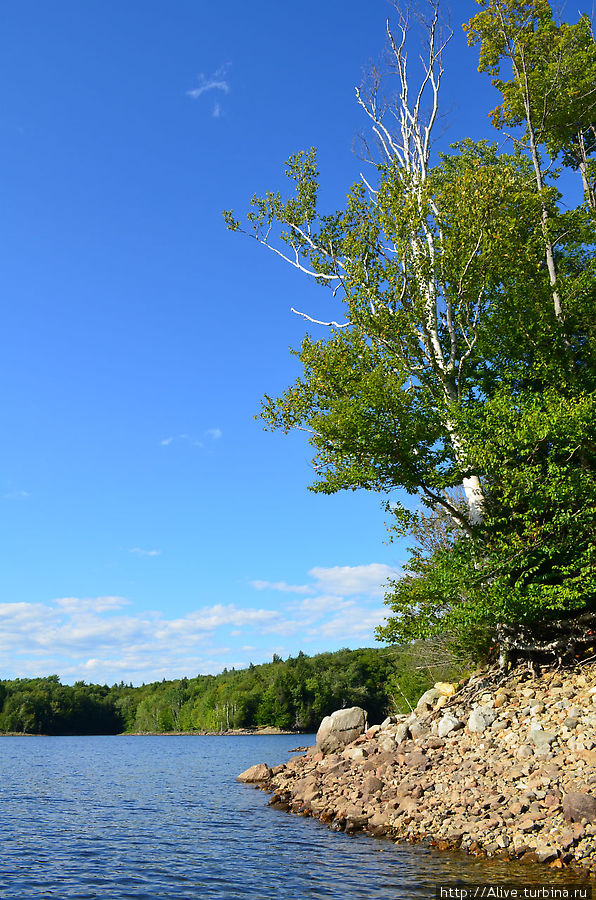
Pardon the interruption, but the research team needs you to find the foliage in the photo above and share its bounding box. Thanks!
[0,646,447,735]
[226,0,596,658]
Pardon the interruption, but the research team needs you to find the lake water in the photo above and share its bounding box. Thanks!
[0,735,591,899]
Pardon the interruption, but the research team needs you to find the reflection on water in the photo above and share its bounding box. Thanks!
[0,735,591,899]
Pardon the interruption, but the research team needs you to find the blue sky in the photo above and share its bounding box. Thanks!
[0,0,523,684]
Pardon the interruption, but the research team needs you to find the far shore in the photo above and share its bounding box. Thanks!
[1,727,310,739]
[122,727,307,737]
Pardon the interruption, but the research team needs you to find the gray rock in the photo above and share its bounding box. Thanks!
[438,715,461,738]
[394,722,410,744]
[316,706,367,755]
[530,730,556,747]
[563,791,596,823]
[409,718,430,739]
[378,736,397,753]
[467,706,498,733]
[237,763,272,783]
[416,688,441,710]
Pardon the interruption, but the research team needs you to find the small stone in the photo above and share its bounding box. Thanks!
[438,715,461,738]
[531,730,556,747]
[468,706,498,733]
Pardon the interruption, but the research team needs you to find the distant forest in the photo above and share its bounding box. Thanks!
[0,645,460,736]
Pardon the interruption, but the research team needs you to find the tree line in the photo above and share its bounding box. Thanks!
[0,644,461,735]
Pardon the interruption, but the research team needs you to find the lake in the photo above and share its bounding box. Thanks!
[0,735,591,899]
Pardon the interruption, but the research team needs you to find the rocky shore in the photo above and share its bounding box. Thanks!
[238,662,596,874]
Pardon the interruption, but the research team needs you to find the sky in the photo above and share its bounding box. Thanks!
[0,0,527,685]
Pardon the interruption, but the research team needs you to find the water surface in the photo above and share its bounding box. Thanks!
[0,735,590,899]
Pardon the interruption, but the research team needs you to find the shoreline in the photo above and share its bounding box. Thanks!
[0,727,301,738]
[121,727,299,736]
[240,663,596,875]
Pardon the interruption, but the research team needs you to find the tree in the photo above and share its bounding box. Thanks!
[465,0,596,215]
[226,6,541,534]
[226,0,596,656]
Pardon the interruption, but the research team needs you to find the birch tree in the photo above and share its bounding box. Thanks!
[225,4,540,534]
[226,0,596,653]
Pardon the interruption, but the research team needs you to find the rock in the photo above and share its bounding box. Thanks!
[363,775,384,795]
[378,736,397,753]
[530,730,556,748]
[562,791,596,823]
[438,715,461,738]
[316,707,367,755]
[237,763,272,783]
[468,706,498,733]
[409,718,430,739]
[342,746,367,762]
[416,688,442,710]
[394,722,410,744]
[405,750,430,771]
[435,681,457,697]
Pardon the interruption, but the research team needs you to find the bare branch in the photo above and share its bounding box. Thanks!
[291,308,351,328]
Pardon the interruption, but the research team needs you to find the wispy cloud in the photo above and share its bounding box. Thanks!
[187,66,230,100]
[250,579,311,594]
[129,548,162,558]
[250,563,400,647]
[3,490,30,500]
[187,65,230,118]
[160,428,222,449]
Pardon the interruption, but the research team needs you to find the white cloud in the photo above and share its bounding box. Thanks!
[129,548,161,558]
[251,564,399,599]
[206,427,222,440]
[309,563,398,596]
[3,490,30,500]
[54,596,130,614]
[250,579,311,594]
[309,606,387,640]
[212,102,222,118]
[0,562,400,684]
[0,597,279,684]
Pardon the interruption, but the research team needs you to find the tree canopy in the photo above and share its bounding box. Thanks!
[226,0,596,658]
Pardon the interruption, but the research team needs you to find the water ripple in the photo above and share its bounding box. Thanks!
[0,735,591,899]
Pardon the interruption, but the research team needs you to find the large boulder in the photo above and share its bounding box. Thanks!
[237,763,272,783]
[316,706,367,755]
